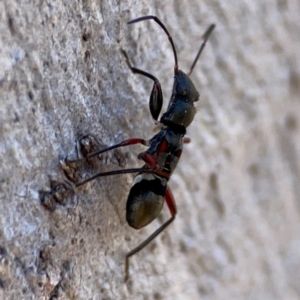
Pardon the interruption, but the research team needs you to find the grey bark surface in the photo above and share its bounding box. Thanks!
[1,0,300,299]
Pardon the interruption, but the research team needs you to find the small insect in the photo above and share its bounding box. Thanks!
[73,15,214,281]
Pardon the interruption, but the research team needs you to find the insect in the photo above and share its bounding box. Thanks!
[73,15,215,281]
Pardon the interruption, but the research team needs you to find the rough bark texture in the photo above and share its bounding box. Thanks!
[1,0,300,299]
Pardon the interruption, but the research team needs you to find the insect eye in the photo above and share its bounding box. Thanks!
[175,82,187,96]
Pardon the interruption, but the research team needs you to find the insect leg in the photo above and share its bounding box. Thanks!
[86,138,148,159]
[125,185,177,281]
[137,152,159,169]
[183,137,191,143]
[75,167,154,187]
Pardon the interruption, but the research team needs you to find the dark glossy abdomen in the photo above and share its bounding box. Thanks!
[126,174,167,229]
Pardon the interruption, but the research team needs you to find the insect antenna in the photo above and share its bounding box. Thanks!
[128,15,179,74]
[188,24,215,76]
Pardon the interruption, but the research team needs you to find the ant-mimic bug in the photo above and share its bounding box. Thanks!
[65,15,214,281]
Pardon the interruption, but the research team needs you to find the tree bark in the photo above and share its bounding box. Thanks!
[1,0,300,299]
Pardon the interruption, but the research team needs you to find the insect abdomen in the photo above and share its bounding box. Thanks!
[126,174,167,229]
